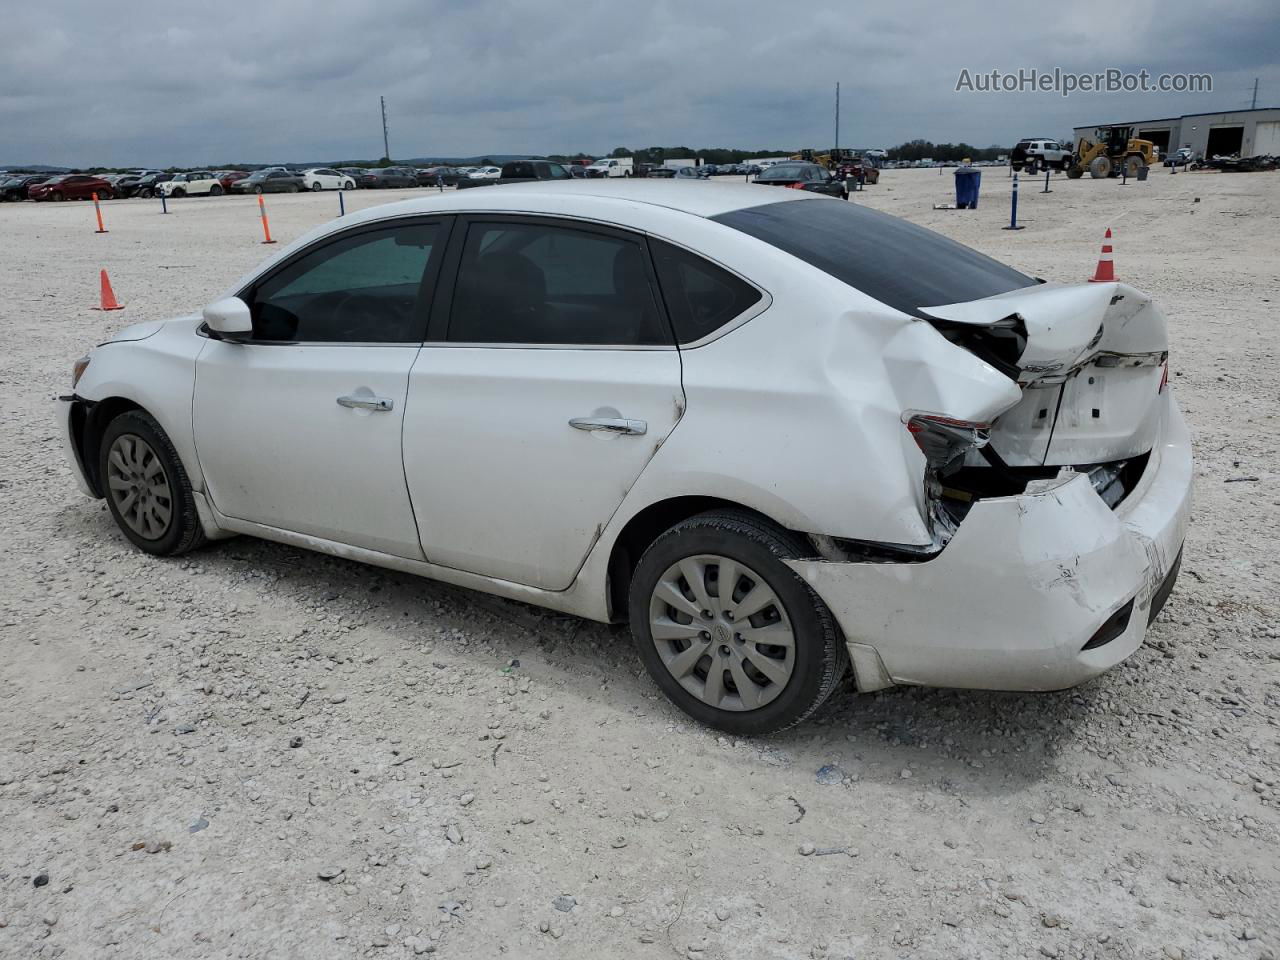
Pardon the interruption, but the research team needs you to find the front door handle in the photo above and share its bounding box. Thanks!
[569,417,647,436]
[337,395,394,412]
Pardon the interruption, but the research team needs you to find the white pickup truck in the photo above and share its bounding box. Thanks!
[586,157,633,178]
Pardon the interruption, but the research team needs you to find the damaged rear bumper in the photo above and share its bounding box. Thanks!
[787,392,1192,692]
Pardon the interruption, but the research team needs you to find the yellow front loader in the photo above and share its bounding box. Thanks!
[1067,126,1157,179]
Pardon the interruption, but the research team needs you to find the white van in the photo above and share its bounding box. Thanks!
[586,158,634,178]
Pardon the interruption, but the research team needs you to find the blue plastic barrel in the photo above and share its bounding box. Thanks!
[954,168,982,208]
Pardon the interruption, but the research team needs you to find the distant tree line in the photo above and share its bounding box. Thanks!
[884,140,1009,162]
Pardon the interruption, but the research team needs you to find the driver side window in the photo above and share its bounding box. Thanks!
[247,222,441,343]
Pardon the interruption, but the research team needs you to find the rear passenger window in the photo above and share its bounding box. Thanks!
[650,239,763,344]
[448,220,670,346]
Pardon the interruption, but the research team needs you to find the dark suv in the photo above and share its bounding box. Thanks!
[0,174,53,200]
[356,167,418,189]
[133,173,176,198]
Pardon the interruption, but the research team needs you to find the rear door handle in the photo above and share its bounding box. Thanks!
[337,395,394,412]
[569,417,647,436]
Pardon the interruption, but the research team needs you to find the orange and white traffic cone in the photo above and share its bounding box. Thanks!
[1088,228,1116,283]
[96,269,124,310]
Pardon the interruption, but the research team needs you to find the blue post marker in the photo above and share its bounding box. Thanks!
[1043,169,1052,193]
[1121,166,1128,185]
[1002,172,1024,230]
[160,194,168,215]
[338,189,345,217]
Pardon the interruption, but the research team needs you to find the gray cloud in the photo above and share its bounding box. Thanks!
[3,0,1277,166]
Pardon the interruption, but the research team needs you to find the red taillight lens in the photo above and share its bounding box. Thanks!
[786,181,805,189]
[1158,360,1169,393]
[905,413,991,472]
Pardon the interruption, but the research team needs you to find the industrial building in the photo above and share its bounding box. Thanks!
[1072,107,1280,158]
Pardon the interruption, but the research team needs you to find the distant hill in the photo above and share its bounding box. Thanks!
[0,164,70,173]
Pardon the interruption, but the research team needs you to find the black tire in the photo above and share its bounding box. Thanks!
[254,185,264,194]
[628,510,847,736]
[210,184,223,196]
[311,181,323,191]
[139,188,153,199]
[173,188,186,198]
[52,191,65,202]
[98,410,206,557]
[288,184,299,193]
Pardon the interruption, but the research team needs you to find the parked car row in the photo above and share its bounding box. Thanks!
[2,167,382,201]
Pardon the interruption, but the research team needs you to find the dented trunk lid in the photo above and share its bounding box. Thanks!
[920,282,1168,466]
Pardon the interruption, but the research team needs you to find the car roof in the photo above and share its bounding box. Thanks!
[352,180,813,220]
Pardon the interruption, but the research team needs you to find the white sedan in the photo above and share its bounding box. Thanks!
[301,168,357,191]
[157,171,224,197]
[57,182,1191,734]
[468,166,501,180]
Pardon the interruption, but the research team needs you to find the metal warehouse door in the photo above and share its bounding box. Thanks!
[1254,122,1280,156]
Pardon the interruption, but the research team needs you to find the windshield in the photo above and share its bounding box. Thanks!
[713,199,1036,317]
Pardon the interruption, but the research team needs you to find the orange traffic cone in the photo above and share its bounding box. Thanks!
[1088,228,1116,283]
[97,269,124,310]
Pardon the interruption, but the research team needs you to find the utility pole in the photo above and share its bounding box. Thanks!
[380,96,391,161]
[834,82,840,154]
[1251,78,1258,110]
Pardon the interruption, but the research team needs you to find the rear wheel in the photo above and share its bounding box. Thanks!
[254,185,264,194]
[172,188,186,198]
[288,184,299,193]
[98,410,206,556]
[629,510,847,736]
[210,184,223,196]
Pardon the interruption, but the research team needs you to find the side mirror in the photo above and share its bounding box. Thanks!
[203,296,253,337]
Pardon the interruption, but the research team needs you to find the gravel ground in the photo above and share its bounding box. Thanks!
[1,169,1277,960]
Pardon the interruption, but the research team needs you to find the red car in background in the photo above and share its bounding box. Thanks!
[29,174,115,201]
[217,170,249,190]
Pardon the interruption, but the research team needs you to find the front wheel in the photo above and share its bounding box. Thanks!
[254,185,264,194]
[288,184,299,193]
[629,510,847,735]
[98,410,206,556]
[52,192,65,201]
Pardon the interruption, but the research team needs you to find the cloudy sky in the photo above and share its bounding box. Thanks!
[3,0,1277,167]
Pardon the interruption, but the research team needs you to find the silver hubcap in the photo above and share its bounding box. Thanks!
[648,554,795,712]
[106,434,173,540]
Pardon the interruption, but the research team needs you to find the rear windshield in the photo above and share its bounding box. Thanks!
[712,199,1035,316]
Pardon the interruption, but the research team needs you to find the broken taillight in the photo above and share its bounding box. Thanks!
[905,413,991,474]
[1158,360,1169,393]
